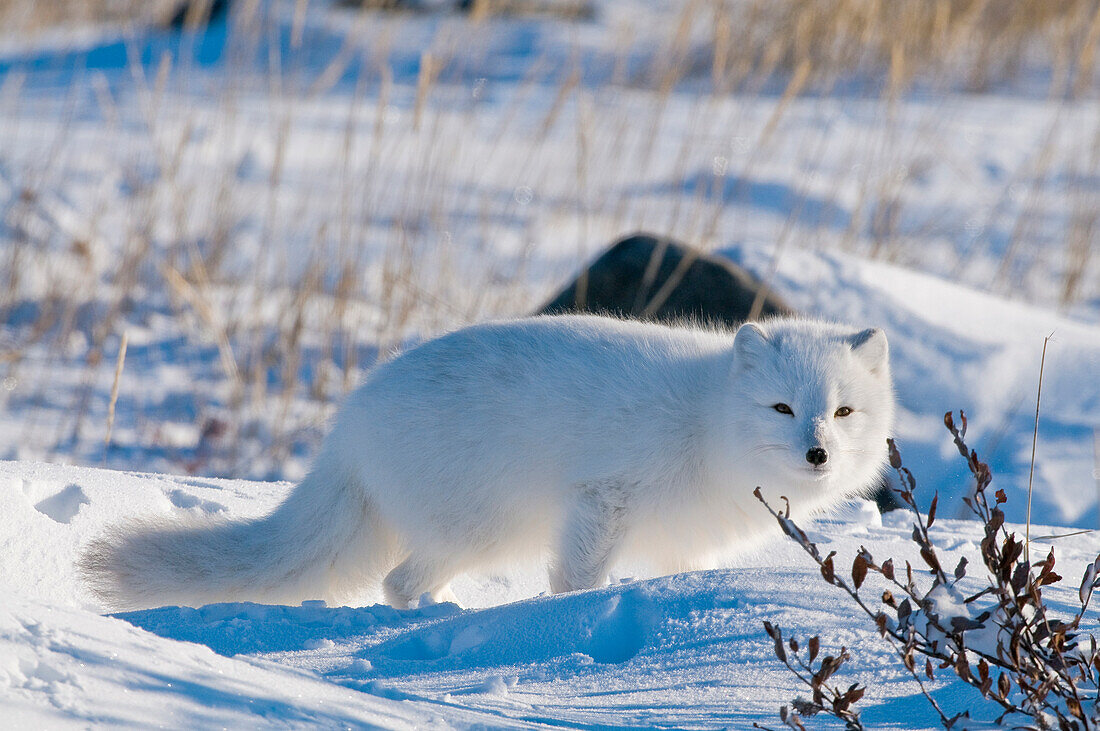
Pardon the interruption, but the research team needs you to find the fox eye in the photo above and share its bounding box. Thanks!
[834,406,853,418]
[773,403,794,416]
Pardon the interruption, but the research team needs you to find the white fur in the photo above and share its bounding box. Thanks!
[80,315,895,610]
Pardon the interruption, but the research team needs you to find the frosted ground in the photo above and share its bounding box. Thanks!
[1,0,1099,727]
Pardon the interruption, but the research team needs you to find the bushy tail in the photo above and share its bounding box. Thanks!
[79,455,398,611]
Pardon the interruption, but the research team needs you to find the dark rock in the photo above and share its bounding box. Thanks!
[455,0,595,19]
[165,0,231,29]
[336,0,594,18]
[538,232,794,326]
[874,477,905,513]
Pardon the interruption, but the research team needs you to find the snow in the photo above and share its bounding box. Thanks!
[2,0,1100,727]
[1,460,1097,728]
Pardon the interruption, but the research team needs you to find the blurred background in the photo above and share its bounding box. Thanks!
[0,0,1097,525]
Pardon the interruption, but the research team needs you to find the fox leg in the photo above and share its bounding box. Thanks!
[550,481,629,594]
[383,553,460,608]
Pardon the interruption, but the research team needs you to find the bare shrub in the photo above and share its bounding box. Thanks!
[755,412,1100,728]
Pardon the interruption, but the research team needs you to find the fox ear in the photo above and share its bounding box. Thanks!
[734,322,771,368]
[850,328,889,374]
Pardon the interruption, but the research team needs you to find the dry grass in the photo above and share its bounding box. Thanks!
[701,0,1100,96]
[0,0,188,31]
[0,0,1097,478]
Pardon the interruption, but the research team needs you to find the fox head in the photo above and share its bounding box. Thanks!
[715,319,896,509]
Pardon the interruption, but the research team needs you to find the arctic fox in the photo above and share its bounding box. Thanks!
[80,315,895,610]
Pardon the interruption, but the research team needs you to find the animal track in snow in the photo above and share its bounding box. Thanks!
[32,484,90,524]
[583,590,655,664]
[165,488,226,514]
[367,585,659,673]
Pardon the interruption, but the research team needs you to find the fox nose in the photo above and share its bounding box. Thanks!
[806,447,828,466]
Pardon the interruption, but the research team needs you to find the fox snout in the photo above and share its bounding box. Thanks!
[805,447,828,466]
